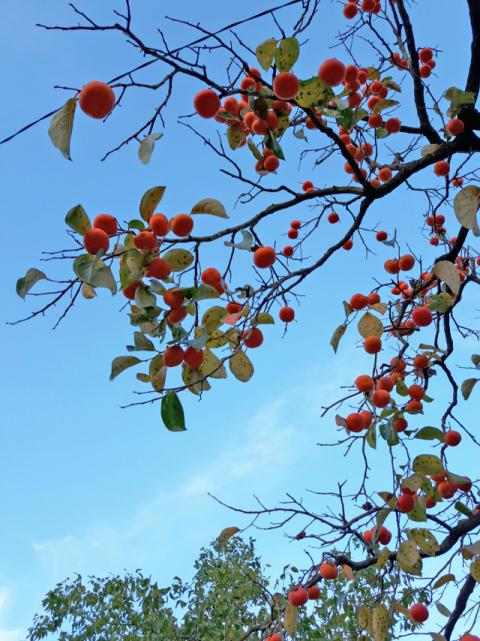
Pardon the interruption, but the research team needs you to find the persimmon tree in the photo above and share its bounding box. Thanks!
[7,0,480,639]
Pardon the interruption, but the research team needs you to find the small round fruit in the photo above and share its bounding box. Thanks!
[458,477,472,492]
[405,400,423,413]
[378,167,392,182]
[266,636,282,641]
[291,220,301,230]
[438,480,456,498]
[122,280,142,300]
[83,228,109,255]
[134,231,157,251]
[399,254,415,271]
[434,161,450,177]
[419,48,433,63]
[283,245,294,257]
[390,357,406,372]
[398,494,415,513]
[343,2,358,18]
[356,375,375,392]
[288,229,298,239]
[226,301,242,314]
[79,81,115,119]
[254,247,276,269]
[372,390,391,408]
[279,306,295,322]
[163,288,185,308]
[148,258,172,280]
[171,214,194,237]
[264,155,280,171]
[412,306,433,327]
[288,588,309,607]
[410,603,429,623]
[302,180,314,191]
[184,346,205,369]
[168,307,187,324]
[377,377,394,393]
[319,563,339,580]
[328,212,339,223]
[318,59,346,87]
[367,292,380,305]
[350,293,368,310]
[364,530,373,543]
[93,214,117,236]
[361,410,373,429]
[409,385,425,401]
[430,470,446,483]
[163,345,185,367]
[194,89,221,119]
[364,336,382,354]
[426,496,437,509]
[307,585,321,600]
[394,417,408,433]
[243,327,263,348]
[446,118,465,136]
[445,430,461,446]
[414,354,429,369]
[150,213,169,236]
[385,118,401,134]
[273,72,300,100]
[346,413,365,433]
[343,239,353,250]
[201,268,222,287]
[376,231,388,241]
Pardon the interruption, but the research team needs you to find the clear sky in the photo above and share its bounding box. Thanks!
[1,0,479,638]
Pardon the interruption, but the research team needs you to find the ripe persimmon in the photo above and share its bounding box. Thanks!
[273,72,299,100]
[83,228,109,255]
[343,2,358,18]
[368,114,383,129]
[384,259,400,274]
[168,307,187,324]
[378,167,392,182]
[348,93,363,108]
[350,293,368,310]
[405,400,423,412]
[376,231,387,241]
[318,59,346,87]
[194,89,221,119]
[438,480,455,498]
[264,155,280,171]
[252,119,269,136]
[394,417,408,432]
[346,413,365,432]
[291,220,301,230]
[398,494,414,513]
[361,0,376,12]
[79,81,115,119]
[171,214,194,237]
[445,430,461,446]
[243,327,263,348]
[201,268,222,287]
[372,390,390,408]
[430,470,446,483]
[184,346,204,369]
[283,245,294,257]
[279,306,295,322]
[419,48,433,63]
[254,246,276,268]
[361,410,373,428]
[343,239,353,250]
[307,585,321,600]
[398,254,415,271]
[426,496,436,509]
[420,65,431,78]
[150,213,169,236]
[319,563,339,579]
[410,603,429,623]
[377,377,394,392]
[434,161,450,177]
[163,288,185,308]
[163,345,185,367]
[226,301,242,314]
[148,258,171,280]
[134,231,157,251]
[408,384,425,401]
[328,212,339,223]
[288,588,308,607]
[446,119,464,136]
[302,180,314,191]
[385,118,401,134]
[413,354,429,369]
[356,375,375,392]
[122,280,142,300]
[364,336,382,354]
[452,177,464,187]
[93,214,117,236]
[412,306,432,326]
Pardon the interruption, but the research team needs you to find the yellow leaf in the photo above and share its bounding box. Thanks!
[409,528,440,556]
[372,604,390,641]
[393,602,414,622]
[378,492,398,509]
[397,541,420,567]
[432,260,461,295]
[358,312,384,338]
[255,38,278,71]
[432,573,455,590]
[201,348,227,379]
[217,526,239,552]
[283,602,298,637]
[139,186,166,222]
[162,249,194,273]
[377,547,390,570]
[191,198,229,219]
[229,350,254,382]
[454,185,480,234]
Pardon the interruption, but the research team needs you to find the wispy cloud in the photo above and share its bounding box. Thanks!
[0,589,25,641]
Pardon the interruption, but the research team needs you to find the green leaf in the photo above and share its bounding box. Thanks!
[191,198,229,219]
[454,185,480,235]
[273,112,290,138]
[436,603,452,618]
[372,99,399,114]
[128,219,145,231]
[446,470,471,485]
[432,260,461,295]
[134,283,157,309]
[445,87,476,117]
[377,546,391,570]
[65,204,92,235]
[161,391,186,432]
[367,67,381,80]
[139,186,166,222]
[149,354,166,392]
[274,37,300,72]
[455,502,474,517]
[224,229,254,251]
[162,249,194,272]
[414,427,445,442]
[295,77,335,109]
[227,124,246,150]
[48,97,76,160]
[254,313,274,325]
[110,356,141,381]
[396,379,409,397]
[412,454,443,475]
[16,268,46,300]
[229,350,254,382]
[127,332,155,352]
[182,362,211,395]
[264,130,285,160]
[73,251,117,294]
[382,78,402,92]
[184,325,208,351]
[406,497,427,523]
[148,279,167,295]
[337,107,355,130]
[189,284,219,304]
[461,378,478,400]
[255,38,278,71]
[472,354,480,367]
[427,293,454,313]
[353,108,369,124]
[366,424,377,449]
[203,306,229,333]
[373,509,391,543]
[138,133,163,165]
[375,127,391,139]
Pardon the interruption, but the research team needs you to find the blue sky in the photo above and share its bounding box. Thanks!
[1,0,479,638]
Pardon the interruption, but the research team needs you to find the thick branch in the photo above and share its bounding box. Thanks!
[444,574,477,640]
